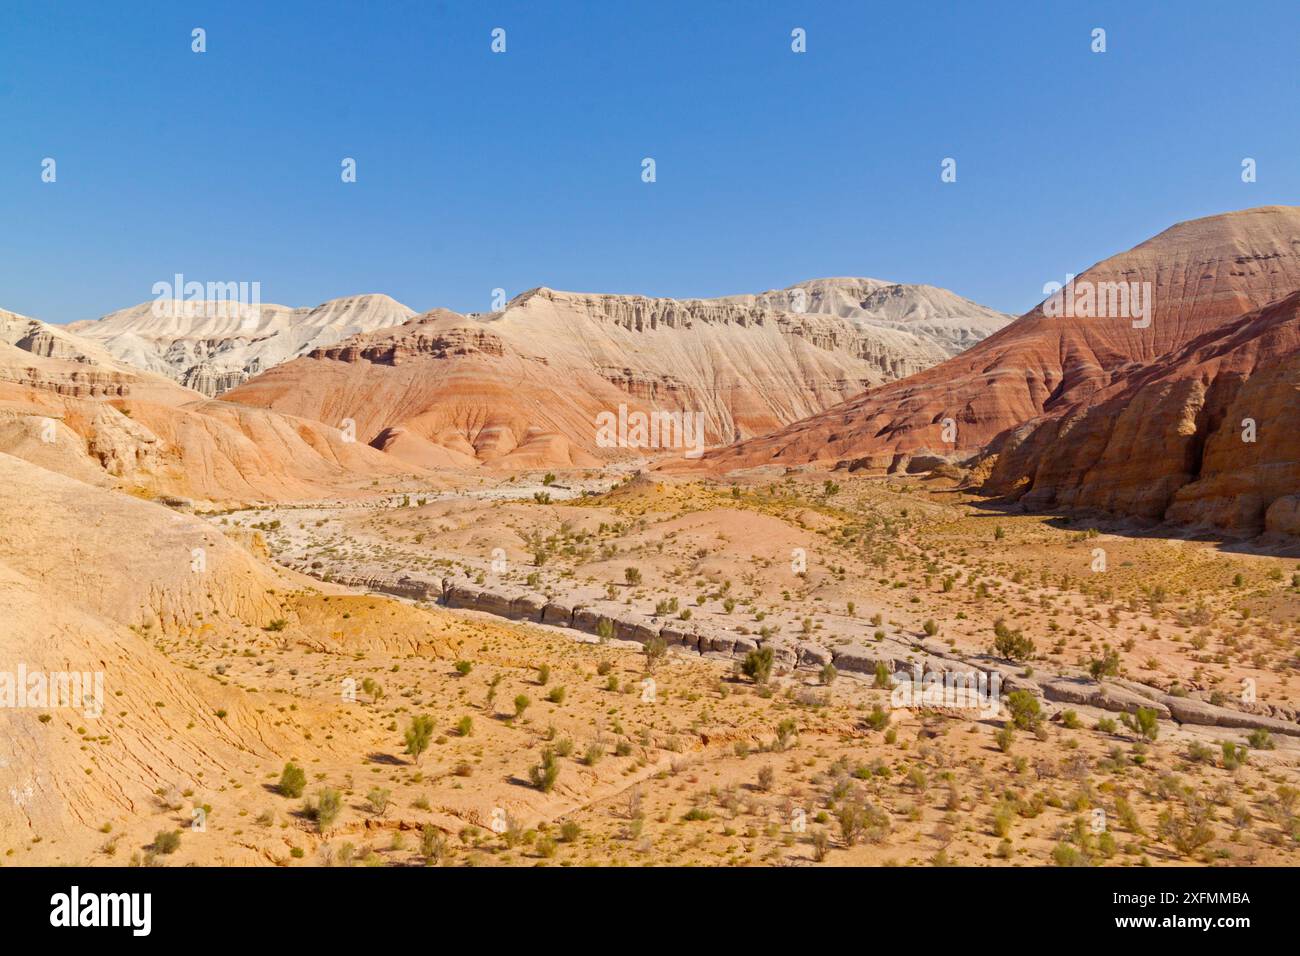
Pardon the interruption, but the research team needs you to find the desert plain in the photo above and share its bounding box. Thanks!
[3,209,1300,868]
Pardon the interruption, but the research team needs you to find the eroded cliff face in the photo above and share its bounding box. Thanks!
[224,281,1002,469]
[715,276,1012,353]
[1,308,197,403]
[309,313,509,365]
[701,207,1300,475]
[181,364,251,396]
[0,310,435,503]
[982,290,1300,535]
[67,294,416,396]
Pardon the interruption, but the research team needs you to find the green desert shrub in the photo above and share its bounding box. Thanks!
[278,762,307,798]
[741,647,774,684]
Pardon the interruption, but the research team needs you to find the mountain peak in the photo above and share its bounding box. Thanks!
[701,204,1300,475]
[66,293,416,396]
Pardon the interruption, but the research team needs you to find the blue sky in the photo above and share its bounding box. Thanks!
[2,0,1297,323]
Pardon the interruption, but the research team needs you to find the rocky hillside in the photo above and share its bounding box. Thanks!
[67,293,415,396]
[717,276,1011,353]
[0,452,301,854]
[699,207,1300,481]
[1,308,194,403]
[984,288,1300,535]
[0,308,431,503]
[224,281,1006,469]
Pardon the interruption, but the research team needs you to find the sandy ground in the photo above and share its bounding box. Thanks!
[77,468,1289,868]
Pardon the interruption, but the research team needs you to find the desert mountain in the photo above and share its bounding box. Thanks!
[2,306,196,404]
[984,288,1300,535]
[0,309,429,502]
[224,282,1007,469]
[717,276,1012,353]
[68,293,415,396]
[699,206,1300,482]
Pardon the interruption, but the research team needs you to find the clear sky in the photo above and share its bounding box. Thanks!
[2,0,1297,324]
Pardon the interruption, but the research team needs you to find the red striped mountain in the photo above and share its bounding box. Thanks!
[697,206,1300,480]
[985,287,1300,535]
[224,282,1008,469]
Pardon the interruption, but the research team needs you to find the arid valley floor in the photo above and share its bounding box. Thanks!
[12,465,1300,868]
[5,209,1300,869]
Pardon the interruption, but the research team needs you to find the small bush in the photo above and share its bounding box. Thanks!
[1247,729,1275,751]
[873,660,891,689]
[1088,647,1120,681]
[812,829,830,862]
[530,748,561,793]
[420,824,445,864]
[151,830,181,854]
[994,725,1015,753]
[1006,690,1041,731]
[278,762,307,798]
[643,636,668,672]
[1120,707,1159,741]
[366,787,390,815]
[741,647,774,684]
[992,619,1034,662]
[405,714,435,763]
[307,788,342,833]
[864,705,890,732]
[1222,742,1248,771]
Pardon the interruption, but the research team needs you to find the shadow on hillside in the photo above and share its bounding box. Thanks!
[961,495,1300,560]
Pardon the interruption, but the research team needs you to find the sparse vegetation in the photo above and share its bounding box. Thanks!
[278,762,307,798]
[741,647,774,684]
[404,714,435,763]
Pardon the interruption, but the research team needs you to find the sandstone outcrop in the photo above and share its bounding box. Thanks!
[223,282,1008,469]
[983,289,1300,534]
[0,315,434,503]
[68,294,416,397]
[1042,678,1173,719]
[282,569,1300,737]
[698,207,1300,486]
[0,453,309,848]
